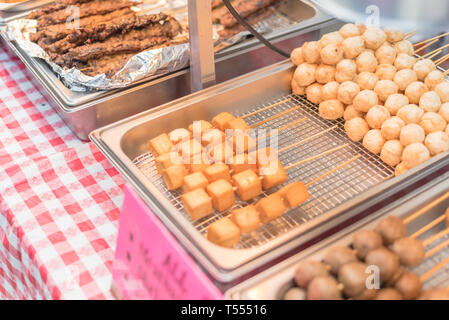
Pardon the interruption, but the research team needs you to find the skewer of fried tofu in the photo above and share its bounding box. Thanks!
[206,155,362,248]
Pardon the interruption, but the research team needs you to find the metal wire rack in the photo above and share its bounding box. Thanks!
[133,93,395,249]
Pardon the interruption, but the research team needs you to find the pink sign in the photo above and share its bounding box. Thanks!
[113,184,223,300]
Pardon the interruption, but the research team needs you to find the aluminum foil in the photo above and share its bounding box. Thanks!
[5,0,298,91]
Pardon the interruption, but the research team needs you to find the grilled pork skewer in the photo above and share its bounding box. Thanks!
[27,0,97,19]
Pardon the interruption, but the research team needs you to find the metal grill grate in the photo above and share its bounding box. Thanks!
[133,93,395,249]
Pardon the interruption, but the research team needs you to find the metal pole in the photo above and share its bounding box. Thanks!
[187,0,216,92]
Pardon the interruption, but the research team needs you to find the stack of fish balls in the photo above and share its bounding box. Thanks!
[291,24,449,175]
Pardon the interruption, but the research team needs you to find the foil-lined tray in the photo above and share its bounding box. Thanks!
[5,0,298,91]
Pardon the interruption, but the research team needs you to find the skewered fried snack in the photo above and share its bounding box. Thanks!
[36,0,135,28]
[213,0,276,28]
[27,0,97,19]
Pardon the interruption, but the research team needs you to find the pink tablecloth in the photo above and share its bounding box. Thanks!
[0,46,124,299]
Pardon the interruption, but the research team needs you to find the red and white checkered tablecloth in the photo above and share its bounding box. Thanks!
[0,46,125,299]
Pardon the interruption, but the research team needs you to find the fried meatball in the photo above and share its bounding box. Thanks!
[385,93,409,115]
[306,83,323,104]
[394,53,416,70]
[319,31,344,48]
[335,59,357,83]
[353,90,379,112]
[315,64,336,84]
[376,64,397,80]
[425,70,444,90]
[420,91,441,112]
[291,47,304,66]
[302,41,321,64]
[356,51,378,73]
[307,276,342,300]
[420,112,447,134]
[435,81,449,103]
[425,131,449,155]
[319,100,345,120]
[344,104,364,121]
[402,143,431,169]
[338,262,368,298]
[291,78,306,95]
[381,116,405,140]
[366,105,390,129]
[321,81,340,100]
[394,69,418,91]
[320,43,344,65]
[397,104,424,124]
[342,36,365,59]
[284,287,307,300]
[339,23,360,38]
[323,246,358,274]
[375,44,397,65]
[345,117,370,141]
[356,72,378,90]
[294,63,317,87]
[392,238,425,267]
[394,40,414,56]
[352,229,383,260]
[380,140,403,167]
[365,247,400,283]
[294,260,330,288]
[395,162,409,176]
[376,288,403,300]
[337,81,360,104]
[439,103,449,122]
[405,81,428,105]
[385,29,404,43]
[363,129,386,154]
[375,216,406,245]
[374,80,399,102]
[363,27,386,50]
[394,272,422,300]
[400,123,425,146]
[413,59,436,81]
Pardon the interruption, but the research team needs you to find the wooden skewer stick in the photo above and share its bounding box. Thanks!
[410,215,446,239]
[135,3,166,15]
[166,6,187,15]
[404,31,417,40]
[413,31,449,48]
[423,228,449,246]
[419,43,449,61]
[278,125,339,153]
[415,39,439,53]
[418,49,443,61]
[403,190,449,224]
[424,236,449,258]
[256,117,307,141]
[241,98,292,119]
[435,53,449,66]
[305,155,361,187]
[284,144,349,170]
[250,104,302,128]
[420,255,449,281]
[428,50,443,61]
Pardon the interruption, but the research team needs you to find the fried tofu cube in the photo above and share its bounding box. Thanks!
[224,118,250,132]
[232,169,262,201]
[204,163,231,182]
[207,218,240,248]
[177,139,203,159]
[208,141,235,163]
[188,120,213,136]
[186,153,211,173]
[182,188,213,220]
[183,172,209,192]
[278,181,310,208]
[229,153,257,174]
[231,131,257,153]
[259,159,288,189]
[249,147,278,167]
[201,128,224,146]
[155,152,183,173]
[212,112,236,131]
[148,133,174,157]
[162,164,188,190]
[230,205,260,233]
[168,128,191,144]
[206,179,235,212]
[256,193,287,223]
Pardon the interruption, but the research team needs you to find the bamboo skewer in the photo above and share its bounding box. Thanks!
[256,117,307,141]
[415,39,439,53]
[419,43,449,61]
[249,104,302,128]
[418,48,443,61]
[284,144,349,170]
[278,125,338,153]
[403,31,417,40]
[403,190,449,224]
[427,50,443,61]
[423,228,449,246]
[435,53,449,66]
[420,255,449,281]
[413,31,449,48]
[425,237,449,258]
[241,98,292,119]
[410,215,445,239]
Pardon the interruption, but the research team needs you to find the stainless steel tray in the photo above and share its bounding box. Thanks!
[226,170,449,299]
[90,60,449,282]
[0,0,337,140]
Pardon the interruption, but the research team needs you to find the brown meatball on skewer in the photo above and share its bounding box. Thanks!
[365,247,400,283]
[307,276,343,300]
[392,237,425,267]
[323,246,358,274]
[352,229,383,260]
[294,260,330,288]
[375,216,407,245]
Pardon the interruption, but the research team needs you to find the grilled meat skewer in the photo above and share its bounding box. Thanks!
[27,0,96,19]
